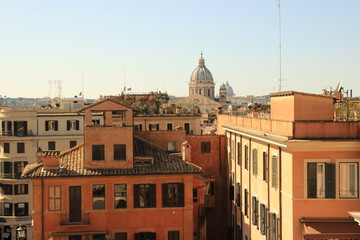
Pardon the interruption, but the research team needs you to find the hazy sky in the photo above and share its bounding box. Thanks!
[1,0,359,99]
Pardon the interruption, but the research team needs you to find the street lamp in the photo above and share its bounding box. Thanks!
[16,224,26,240]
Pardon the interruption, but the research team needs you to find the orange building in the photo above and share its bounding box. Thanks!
[217,91,360,240]
[23,98,206,240]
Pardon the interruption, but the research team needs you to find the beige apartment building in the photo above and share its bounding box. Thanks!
[0,107,84,240]
[218,91,360,240]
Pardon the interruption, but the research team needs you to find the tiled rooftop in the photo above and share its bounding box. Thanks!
[23,137,203,178]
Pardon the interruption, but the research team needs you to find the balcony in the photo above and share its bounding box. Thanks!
[0,130,33,137]
[0,216,32,224]
[60,212,90,226]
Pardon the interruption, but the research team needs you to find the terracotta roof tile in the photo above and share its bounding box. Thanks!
[23,137,202,178]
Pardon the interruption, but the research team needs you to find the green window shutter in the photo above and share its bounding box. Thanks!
[325,163,336,199]
[307,163,317,198]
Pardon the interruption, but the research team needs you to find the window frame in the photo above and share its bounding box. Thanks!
[92,184,106,210]
[48,141,56,151]
[114,144,126,161]
[339,162,358,199]
[49,186,61,211]
[162,183,184,207]
[114,184,127,209]
[92,145,105,161]
[4,142,10,153]
[201,141,211,154]
[17,142,25,154]
[134,184,156,208]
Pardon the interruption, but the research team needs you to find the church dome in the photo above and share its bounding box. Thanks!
[226,81,235,97]
[190,55,214,82]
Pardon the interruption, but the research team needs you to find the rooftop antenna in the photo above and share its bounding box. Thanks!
[334,79,343,94]
[278,0,283,92]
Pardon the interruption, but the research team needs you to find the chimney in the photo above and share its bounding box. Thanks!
[36,147,43,163]
[181,141,192,162]
[43,151,61,170]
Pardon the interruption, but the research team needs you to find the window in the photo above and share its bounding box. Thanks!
[1,184,13,195]
[17,142,25,153]
[70,141,77,148]
[260,204,267,235]
[307,162,335,198]
[49,186,61,211]
[14,121,27,136]
[340,163,358,198]
[14,161,28,179]
[252,197,259,227]
[244,145,249,170]
[114,144,126,161]
[244,189,249,217]
[0,161,13,179]
[69,236,82,240]
[184,123,190,134]
[93,234,106,240]
[149,124,159,131]
[263,152,267,182]
[268,212,277,240]
[253,148,258,175]
[236,183,240,207]
[205,181,215,195]
[201,141,211,153]
[14,184,28,195]
[271,156,278,188]
[1,202,13,216]
[114,184,127,209]
[162,183,184,207]
[1,121,12,136]
[112,111,124,125]
[48,141,56,150]
[168,231,180,240]
[92,145,105,161]
[134,232,156,240]
[93,184,105,210]
[237,142,241,165]
[193,189,198,202]
[230,140,235,161]
[134,184,156,208]
[92,119,100,125]
[167,123,173,131]
[167,141,176,152]
[115,233,127,240]
[67,120,79,131]
[45,120,58,131]
[15,202,28,216]
[134,124,142,131]
[4,142,10,153]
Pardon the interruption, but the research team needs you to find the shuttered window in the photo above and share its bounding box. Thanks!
[252,197,259,227]
[162,183,184,207]
[307,162,335,198]
[134,232,156,240]
[271,156,278,188]
[49,186,61,211]
[244,189,249,217]
[134,184,156,208]
[263,151,267,182]
[252,148,258,175]
[260,204,267,235]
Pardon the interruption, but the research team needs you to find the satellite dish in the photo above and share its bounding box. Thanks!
[334,80,343,94]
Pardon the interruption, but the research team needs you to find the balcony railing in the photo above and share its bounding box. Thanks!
[60,212,90,226]
[0,173,23,179]
[0,216,32,223]
[0,130,33,137]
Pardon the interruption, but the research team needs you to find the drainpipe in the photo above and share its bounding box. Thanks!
[278,147,282,240]
[41,178,44,240]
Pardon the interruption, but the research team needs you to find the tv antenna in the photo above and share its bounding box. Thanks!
[278,0,283,92]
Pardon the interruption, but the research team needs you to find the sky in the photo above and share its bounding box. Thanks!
[1,0,359,99]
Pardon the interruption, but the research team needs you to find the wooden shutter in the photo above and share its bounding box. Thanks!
[252,197,256,225]
[55,121,58,131]
[67,121,70,130]
[156,124,159,131]
[76,120,79,130]
[263,152,267,182]
[307,163,317,198]
[162,184,168,207]
[178,183,184,207]
[150,184,156,207]
[134,185,140,208]
[325,163,336,199]
[24,122,27,135]
[45,121,49,131]
[149,124,152,131]
[260,204,265,235]
[150,232,156,240]
[1,121,4,134]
